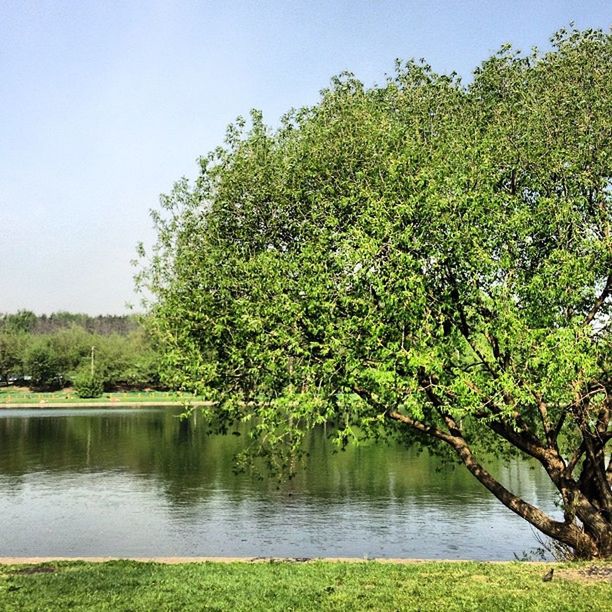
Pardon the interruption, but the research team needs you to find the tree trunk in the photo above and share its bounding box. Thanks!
[450,435,609,559]
[388,410,612,559]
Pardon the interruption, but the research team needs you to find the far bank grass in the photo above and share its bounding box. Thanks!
[0,387,196,406]
[0,560,610,611]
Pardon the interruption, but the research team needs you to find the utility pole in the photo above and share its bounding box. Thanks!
[90,346,95,379]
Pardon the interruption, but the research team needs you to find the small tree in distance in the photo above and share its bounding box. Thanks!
[141,28,611,558]
[73,368,104,398]
[73,346,103,399]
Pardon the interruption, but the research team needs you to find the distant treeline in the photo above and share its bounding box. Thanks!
[0,310,139,336]
[0,310,162,391]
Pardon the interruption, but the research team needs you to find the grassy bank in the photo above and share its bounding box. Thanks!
[0,387,196,406]
[0,560,609,611]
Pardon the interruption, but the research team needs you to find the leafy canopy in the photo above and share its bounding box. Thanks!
[142,27,611,556]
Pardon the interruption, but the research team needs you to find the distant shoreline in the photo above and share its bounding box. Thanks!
[0,400,212,409]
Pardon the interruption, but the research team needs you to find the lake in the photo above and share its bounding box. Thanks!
[0,407,559,559]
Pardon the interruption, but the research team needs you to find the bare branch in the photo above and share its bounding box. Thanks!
[585,272,612,326]
[554,410,567,439]
[567,442,586,476]
[532,390,555,448]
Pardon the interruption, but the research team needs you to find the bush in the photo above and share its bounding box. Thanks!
[73,370,104,398]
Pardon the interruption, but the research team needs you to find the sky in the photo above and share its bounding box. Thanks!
[1,1,610,315]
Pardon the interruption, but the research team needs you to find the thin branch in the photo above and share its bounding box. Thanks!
[554,411,567,439]
[532,390,555,448]
[487,419,551,463]
[419,370,551,464]
[566,442,586,476]
[584,272,612,325]
[388,410,456,445]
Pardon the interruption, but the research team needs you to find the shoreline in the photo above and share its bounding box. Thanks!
[0,556,549,565]
[0,400,212,409]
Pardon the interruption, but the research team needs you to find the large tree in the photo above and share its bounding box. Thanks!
[141,28,612,558]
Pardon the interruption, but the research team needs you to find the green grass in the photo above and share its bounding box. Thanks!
[0,560,609,611]
[0,387,196,405]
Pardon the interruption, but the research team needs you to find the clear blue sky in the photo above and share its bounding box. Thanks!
[1,1,609,314]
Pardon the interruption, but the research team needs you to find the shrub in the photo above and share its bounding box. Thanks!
[72,369,104,398]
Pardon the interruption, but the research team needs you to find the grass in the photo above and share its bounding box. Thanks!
[0,560,609,611]
[0,387,196,405]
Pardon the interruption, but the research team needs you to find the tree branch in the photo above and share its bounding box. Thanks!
[387,410,594,553]
[554,410,567,440]
[567,441,586,476]
[382,373,607,548]
[585,272,612,325]
[388,410,456,445]
[532,390,556,448]
[418,370,553,465]
[581,431,612,514]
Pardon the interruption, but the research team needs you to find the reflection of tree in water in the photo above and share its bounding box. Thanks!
[0,410,555,510]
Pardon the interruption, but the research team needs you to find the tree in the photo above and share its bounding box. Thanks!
[49,326,94,376]
[25,340,62,390]
[0,332,25,384]
[1,310,37,334]
[141,28,612,558]
[72,369,104,399]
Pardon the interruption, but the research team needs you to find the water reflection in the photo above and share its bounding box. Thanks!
[0,408,558,559]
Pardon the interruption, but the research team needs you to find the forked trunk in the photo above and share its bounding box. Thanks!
[387,410,612,559]
[454,443,612,559]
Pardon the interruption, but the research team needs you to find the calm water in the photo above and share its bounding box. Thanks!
[0,407,558,559]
